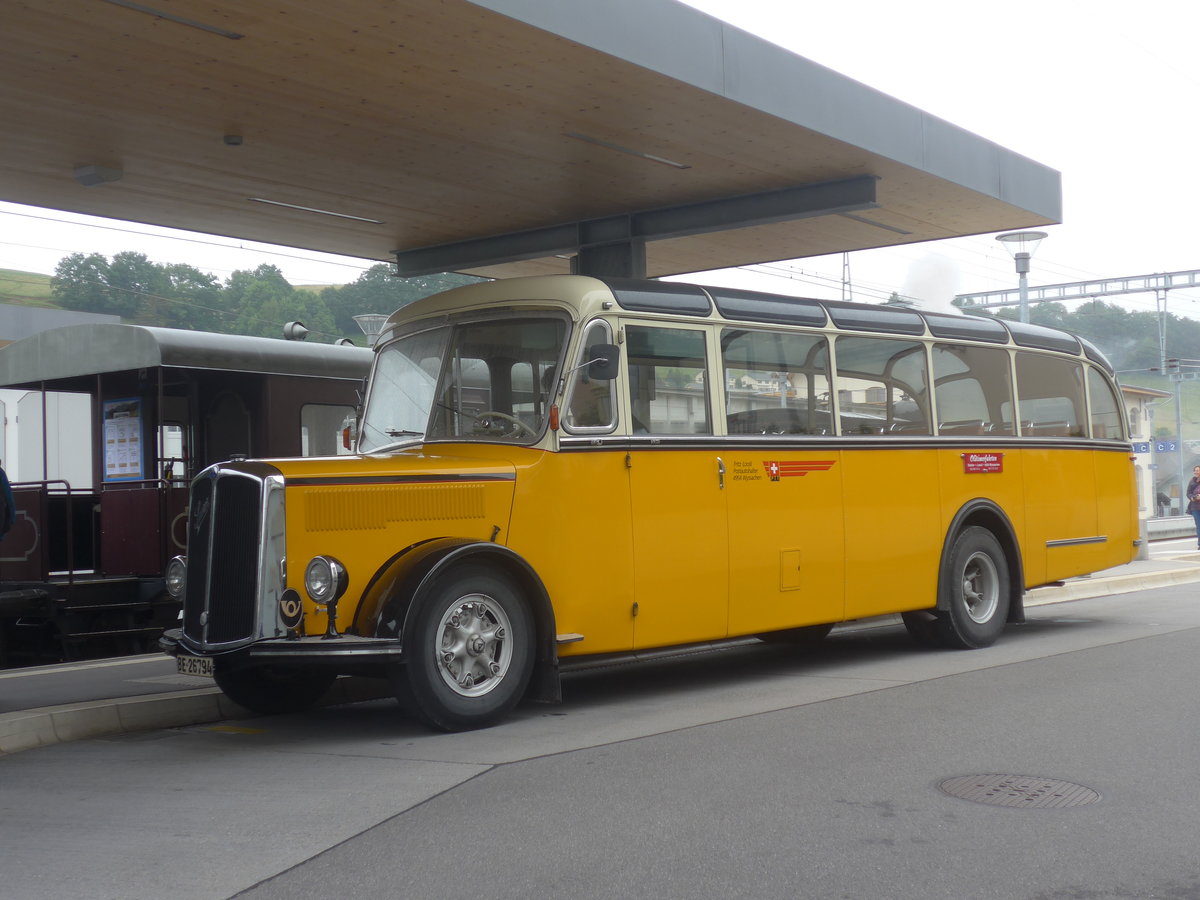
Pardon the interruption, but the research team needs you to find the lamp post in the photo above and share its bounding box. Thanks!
[996,231,1048,324]
[353,313,389,347]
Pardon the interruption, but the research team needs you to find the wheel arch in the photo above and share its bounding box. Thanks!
[939,499,1025,624]
[354,537,560,701]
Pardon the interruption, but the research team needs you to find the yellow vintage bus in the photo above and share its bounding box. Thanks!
[161,275,1137,730]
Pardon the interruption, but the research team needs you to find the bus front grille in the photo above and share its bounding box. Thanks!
[182,470,263,648]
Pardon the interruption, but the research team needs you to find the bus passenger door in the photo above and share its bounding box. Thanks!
[627,450,729,648]
[624,323,729,649]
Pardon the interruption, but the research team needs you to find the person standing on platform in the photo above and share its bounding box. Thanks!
[1187,465,1200,550]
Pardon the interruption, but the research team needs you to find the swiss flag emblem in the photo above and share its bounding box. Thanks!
[763,460,836,481]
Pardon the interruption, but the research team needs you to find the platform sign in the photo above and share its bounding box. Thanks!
[1131,442,1151,454]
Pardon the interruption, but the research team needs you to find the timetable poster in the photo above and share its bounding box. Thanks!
[103,398,144,481]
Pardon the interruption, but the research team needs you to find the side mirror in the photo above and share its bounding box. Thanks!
[586,343,620,380]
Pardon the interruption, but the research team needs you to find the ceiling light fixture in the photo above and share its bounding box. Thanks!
[247,198,385,224]
[73,165,123,186]
[563,132,690,170]
[100,0,244,39]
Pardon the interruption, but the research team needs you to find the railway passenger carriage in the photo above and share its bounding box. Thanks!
[160,275,1137,730]
[0,325,371,666]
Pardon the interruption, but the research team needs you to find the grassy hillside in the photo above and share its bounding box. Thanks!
[0,269,57,307]
[1121,371,1200,441]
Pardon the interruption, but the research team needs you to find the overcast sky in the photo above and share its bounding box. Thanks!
[672,0,1200,316]
[3,0,1198,317]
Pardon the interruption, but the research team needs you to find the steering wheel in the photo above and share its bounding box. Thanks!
[473,410,537,437]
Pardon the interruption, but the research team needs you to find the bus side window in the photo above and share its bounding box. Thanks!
[932,344,1015,436]
[624,325,710,435]
[1016,353,1085,437]
[834,336,931,436]
[721,328,831,435]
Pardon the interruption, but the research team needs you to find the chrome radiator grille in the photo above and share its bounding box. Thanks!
[182,468,264,648]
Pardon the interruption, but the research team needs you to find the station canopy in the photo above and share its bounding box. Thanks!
[1,0,1061,280]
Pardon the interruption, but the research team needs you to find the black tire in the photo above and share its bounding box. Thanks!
[213,664,337,715]
[757,623,834,645]
[927,526,1010,649]
[394,564,534,732]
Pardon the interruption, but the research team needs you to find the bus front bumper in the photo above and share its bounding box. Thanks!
[159,628,405,669]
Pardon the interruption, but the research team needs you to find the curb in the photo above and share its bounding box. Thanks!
[1024,564,1200,606]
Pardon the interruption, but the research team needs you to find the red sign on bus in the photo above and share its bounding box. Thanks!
[962,452,1003,474]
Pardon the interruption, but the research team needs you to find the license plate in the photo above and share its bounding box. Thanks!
[177,654,214,677]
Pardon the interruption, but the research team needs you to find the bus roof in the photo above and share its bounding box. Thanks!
[0,324,373,390]
[381,275,1115,374]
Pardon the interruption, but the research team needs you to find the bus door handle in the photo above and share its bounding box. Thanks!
[717,456,726,490]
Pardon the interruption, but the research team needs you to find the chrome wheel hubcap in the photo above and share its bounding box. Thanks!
[435,594,512,697]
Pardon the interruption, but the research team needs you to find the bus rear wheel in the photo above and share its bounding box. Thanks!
[213,664,337,715]
[905,526,1010,650]
[393,565,534,732]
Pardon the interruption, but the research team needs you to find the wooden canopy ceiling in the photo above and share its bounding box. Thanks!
[1,0,1061,279]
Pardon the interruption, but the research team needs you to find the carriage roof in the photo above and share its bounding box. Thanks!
[0,323,373,390]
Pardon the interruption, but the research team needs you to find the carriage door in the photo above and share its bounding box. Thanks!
[623,323,729,649]
[159,394,192,556]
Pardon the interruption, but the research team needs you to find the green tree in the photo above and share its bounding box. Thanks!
[225,264,338,341]
[51,252,118,313]
[147,263,222,330]
[104,251,168,318]
[321,265,482,338]
[52,251,221,327]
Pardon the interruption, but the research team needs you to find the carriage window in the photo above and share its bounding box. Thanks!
[834,336,931,435]
[625,325,710,435]
[1016,352,1085,437]
[721,328,831,435]
[932,344,1015,435]
[301,404,356,456]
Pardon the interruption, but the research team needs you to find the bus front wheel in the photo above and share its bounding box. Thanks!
[394,564,534,732]
[905,526,1010,650]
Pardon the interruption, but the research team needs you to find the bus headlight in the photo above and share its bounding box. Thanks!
[304,556,347,605]
[165,556,187,599]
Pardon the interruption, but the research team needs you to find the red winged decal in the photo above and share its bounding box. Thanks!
[763,460,836,481]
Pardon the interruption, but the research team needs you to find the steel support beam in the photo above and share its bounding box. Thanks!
[393,175,879,278]
[955,268,1200,309]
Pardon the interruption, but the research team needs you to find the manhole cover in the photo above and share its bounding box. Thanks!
[939,774,1100,809]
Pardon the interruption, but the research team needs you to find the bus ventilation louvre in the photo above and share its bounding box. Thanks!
[182,471,262,647]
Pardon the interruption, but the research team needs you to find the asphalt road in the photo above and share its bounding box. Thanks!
[2,583,1199,900]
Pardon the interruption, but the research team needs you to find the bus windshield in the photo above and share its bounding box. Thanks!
[358,314,567,452]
